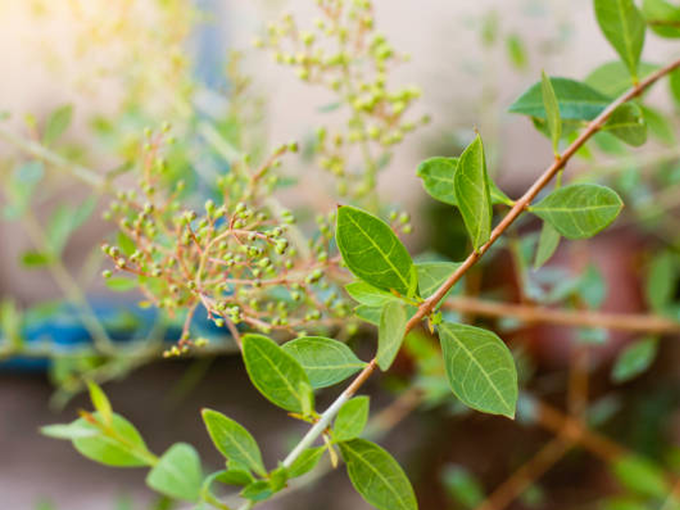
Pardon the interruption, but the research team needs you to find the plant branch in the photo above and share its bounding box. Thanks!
[442,296,680,334]
[264,56,680,488]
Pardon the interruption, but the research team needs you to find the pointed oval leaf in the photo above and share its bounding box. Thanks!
[541,71,562,153]
[242,334,313,413]
[534,221,561,269]
[586,61,658,97]
[287,446,326,478]
[612,455,669,498]
[594,0,646,79]
[454,135,492,250]
[282,336,367,389]
[603,103,647,146]
[416,261,461,299]
[417,157,458,205]
[72,412,152,467]
[611,336,658,383]
[345,281,403,307]
[43,104,73,146]
[377,301,408,371]
[146,443,203,502]
[336,205,417,297]
[87,381,112,425]
[339,439,418,510]
[201,409,266,476]
[509,77,611,120]
[530,184,624,239]
[438,322,518,418]
[334,396,370,442]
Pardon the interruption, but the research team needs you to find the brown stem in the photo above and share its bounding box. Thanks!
[442,296,680,334]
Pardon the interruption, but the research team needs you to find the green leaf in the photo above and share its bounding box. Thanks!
[529,184,623,239]
[339,439,418,510]
[438,321,518,418]
[4,161,44,219]
[336,205,417,297]
[146,443,203,502]
[282,336,366,389]
[71,412,152,467]
[611,336,658,383]
[417,157,511,207]
[242,334,313,413]
[586,61,658,96]
[416,261,461,299]
[534,221,561,269]
[417,157,458,205]
[105,277,137,292]
[541,71,562,153]
[670,68,680,107]
[377,301,408,371]
[646,251,676,313]
[41,422,99,440]
[642,0,680,38]
[87,381,112,425]
[454,135,492,251]
[43,104,73,146]
[201,409,266,476]
[334,396,370,442]
[0,298,23,348]
[509,78,611,121]
[442,465,486,509]
[20,251,52,268]
[612,455,669,498]
[594,0,646,80]
[345,281,403,307]
[641,105,676,145]
[287,446,325,478]
[240,480,274,502]
[506,33,528,71]
[214,467,254,486]
[603,103,647,146]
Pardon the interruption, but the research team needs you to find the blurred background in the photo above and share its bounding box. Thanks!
[3,0,680,509]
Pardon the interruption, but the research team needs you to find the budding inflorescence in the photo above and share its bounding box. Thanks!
[255,0,427,202]
[101,126,357,354]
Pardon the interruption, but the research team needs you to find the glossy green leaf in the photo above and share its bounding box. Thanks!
[454,135,492,250]
[529,184,624,239]
[594,0,646,79]
[509,77,611,121]
[240,480,274,502]
[43,104,73,146]
[611,336,658,383]
[417,157,511,207]
[438,321,518,418]
[214,467,255,486]
[72,412,152,467]
[642,0,680,38]
[354,305,383,326]
[146,443,203,502]
[287,446,326,478]
[282,336,366,389]
[586,61,658,96]
[201,409,266,476]
[541,71,562,153]
[612,455,669,498]
[345,281,402,307]
[336,205,417,297]
[534,221,561,269]
[334,396,370,442]
[242,334,313,413]
[87,381,112,425]
[416,261,461,299]
[339,438,418,510]
[603,103,647,146]
[377,301,408,371]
